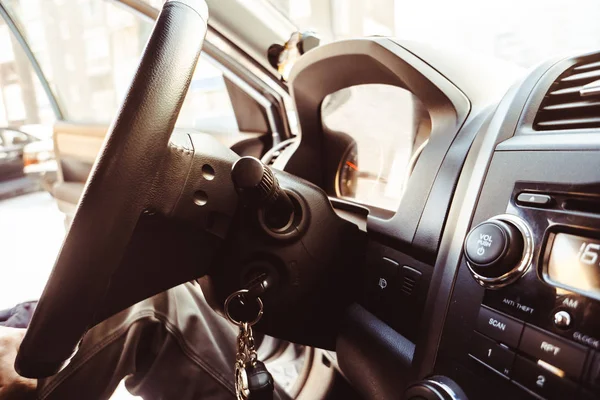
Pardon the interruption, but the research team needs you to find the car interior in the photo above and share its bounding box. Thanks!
[3,0,600,399]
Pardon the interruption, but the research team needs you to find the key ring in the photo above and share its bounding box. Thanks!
[224,289,264,327]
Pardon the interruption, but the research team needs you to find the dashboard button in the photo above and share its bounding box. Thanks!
[553,310,572,329]
[469,331,515,376]
[517,193,552,206]
[367,257,399,294]
[376,257,399,293]
[512,355,577,400]
[365,257,400,320]
[519,325,588,379]
[464,216,529,284]
[476,306,524,348]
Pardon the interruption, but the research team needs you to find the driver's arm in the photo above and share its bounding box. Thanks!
[0,327,36,399]
[1,282,285,400]
[40,281,240,400]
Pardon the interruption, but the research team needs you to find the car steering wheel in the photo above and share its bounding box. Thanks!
[16,0,364,378]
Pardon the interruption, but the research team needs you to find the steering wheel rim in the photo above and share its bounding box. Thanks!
[16,0,210,378]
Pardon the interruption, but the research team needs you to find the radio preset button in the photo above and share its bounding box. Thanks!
[469,331,515,376]
[476,306,524,348]
[512,355,577,400]
[518,325,588,379]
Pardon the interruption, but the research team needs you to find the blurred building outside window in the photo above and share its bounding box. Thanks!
[3,0,238,134]
[0,18,54,135]
[266,0,600,69]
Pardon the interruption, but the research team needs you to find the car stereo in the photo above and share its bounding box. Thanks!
[463,181,600,399]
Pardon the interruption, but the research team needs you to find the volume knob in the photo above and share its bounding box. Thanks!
[464,214,533,288]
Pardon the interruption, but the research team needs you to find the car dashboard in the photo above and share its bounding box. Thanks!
[263,37,600,399]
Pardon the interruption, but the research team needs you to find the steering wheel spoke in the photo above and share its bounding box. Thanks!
[150,133,240,236]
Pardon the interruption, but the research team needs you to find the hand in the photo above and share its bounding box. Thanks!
[0,327,37,399]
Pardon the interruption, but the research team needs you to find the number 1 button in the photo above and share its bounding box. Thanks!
[469,331,516,377]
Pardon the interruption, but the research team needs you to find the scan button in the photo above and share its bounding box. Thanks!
[476,306,524,348]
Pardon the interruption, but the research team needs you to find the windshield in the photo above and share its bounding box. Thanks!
[265,0,600,68]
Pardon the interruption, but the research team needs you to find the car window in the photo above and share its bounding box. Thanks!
[177,57,239,133]
[6,0,238,132]
[0,19,55,130]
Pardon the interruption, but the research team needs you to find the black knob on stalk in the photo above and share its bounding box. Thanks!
[231,156,295,231]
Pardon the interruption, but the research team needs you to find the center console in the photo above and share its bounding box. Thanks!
[433,151,600,400]
[406,48,600,400]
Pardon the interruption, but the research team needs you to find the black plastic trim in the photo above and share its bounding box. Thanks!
[412,106,495,259]
[285,38,470,257]
[336,304,415,400]
[413,57,560,380]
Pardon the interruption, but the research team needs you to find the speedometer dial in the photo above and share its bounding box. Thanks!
[336,144,358,198]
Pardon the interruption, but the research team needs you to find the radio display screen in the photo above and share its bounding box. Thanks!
[547,232,600,294]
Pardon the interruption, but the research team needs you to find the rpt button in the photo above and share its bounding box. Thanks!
[519,325,588,379]
[476,306,524,348]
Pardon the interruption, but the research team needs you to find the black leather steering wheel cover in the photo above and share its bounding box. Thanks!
[16,0,209,378]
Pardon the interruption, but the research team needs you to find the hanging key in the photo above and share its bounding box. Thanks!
[234,323,251,400]
[245,360,275,400]
[225,289,274,400]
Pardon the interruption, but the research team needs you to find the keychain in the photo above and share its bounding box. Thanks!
[225,289,275,400]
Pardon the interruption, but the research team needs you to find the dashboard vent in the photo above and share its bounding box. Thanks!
[534,59,600,130]
[400,275,416,296]
[266,139,296,166]
[267,149,283,166]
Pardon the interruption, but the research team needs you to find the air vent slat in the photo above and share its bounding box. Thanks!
[543,100,600,111]
[574,61,600,71]
[534,56,600,131]
[549,86,584,96]
[561,69,600,83]
[536,116,600,129]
